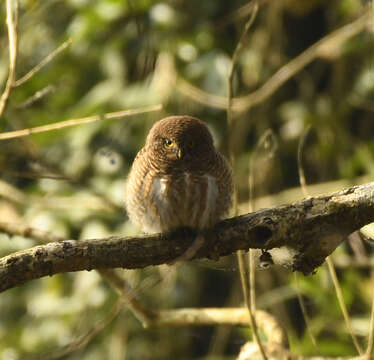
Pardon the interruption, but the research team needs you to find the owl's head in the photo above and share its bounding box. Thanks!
[145,116,215,168]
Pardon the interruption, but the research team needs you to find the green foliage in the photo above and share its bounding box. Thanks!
[1,0,374,358]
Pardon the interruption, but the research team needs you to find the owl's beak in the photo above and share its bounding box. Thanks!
[176,148,183,160]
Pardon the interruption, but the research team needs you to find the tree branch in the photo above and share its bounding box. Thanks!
[237,341,368,360]
[2,182,374,293]
[100,269,288,347]
[0,0,18,117]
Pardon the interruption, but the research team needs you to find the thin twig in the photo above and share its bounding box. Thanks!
[14,38,73,87]
[297,125,312,198]
[326,259,364,355]
[0,178,28,204]
[248,129,277,213]
[248,129,256,313]
[365,7,374,357]
[366,271,374,358]
[227,1,259,107]
[296,125,318,349]
[248,129,277,311]
[299,127,363,355]
[237,251,270,358]
[226,1,267,358]
[249,250,256,312]
[299,125,363,353]
[0,104,163,140]
[248,129,277,321]
[215,0,267,29]
[0,222,65,243]
[293,273,317,349]
[98,269,156,328]
[1,168,67,180]
[0,0,18,117]
[227,0,258,130]
[16,85,56,109]
[26,300,122,360]
[333,256,374,268]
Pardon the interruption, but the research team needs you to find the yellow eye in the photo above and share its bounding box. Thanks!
[164,139,174,147]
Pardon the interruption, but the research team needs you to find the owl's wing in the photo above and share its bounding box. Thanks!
[209,152,234,220]
[124,148,149,226]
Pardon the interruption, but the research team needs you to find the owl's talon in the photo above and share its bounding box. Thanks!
[169,233,205,264]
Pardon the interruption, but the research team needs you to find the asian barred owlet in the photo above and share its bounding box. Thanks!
[125,116,233,234]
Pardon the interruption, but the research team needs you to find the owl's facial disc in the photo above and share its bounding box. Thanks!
[146,116,216,168]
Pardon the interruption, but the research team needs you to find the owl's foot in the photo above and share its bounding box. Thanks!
[168,233,205,265]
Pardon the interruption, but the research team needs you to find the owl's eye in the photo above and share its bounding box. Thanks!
[164,138,174,147]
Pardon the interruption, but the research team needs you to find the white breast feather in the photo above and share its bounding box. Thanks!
[140,174,218,232]
[141,177,168,233]
[200,174,218,228]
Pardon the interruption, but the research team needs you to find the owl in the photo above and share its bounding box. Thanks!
[125,115,233,234]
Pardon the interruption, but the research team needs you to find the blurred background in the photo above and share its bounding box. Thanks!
[1,0,374,359]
